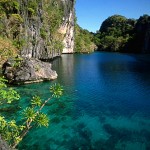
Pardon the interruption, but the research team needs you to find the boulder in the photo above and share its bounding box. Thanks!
[2,57,57,84]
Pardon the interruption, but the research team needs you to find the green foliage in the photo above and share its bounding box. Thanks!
[0,77,20,104]
[39,0,68,54]
[100,15,128,33]
[31,96,42,107]
[28,0,38,12]
[0,117,25,146]
[13,39,25,49]
[40,27,47,39]
[75,24,97,53]
[35,113,49,127]
[0,37,18,66]
[23,107,36,122]
[53,39,65,53]
[27,0,39,17]
[94,15,136,52]
[50,83,63,98]
[13,56,23,68]
[0,77,7,88]
[94,14,150,53]
[0,0,19,16]
[0,77,63,148]
[11,14,23,23]
[43,0,64,35]
[27,7,35,16]
[0,2,19,42]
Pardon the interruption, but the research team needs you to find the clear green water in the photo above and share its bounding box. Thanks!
[8,52,150,149]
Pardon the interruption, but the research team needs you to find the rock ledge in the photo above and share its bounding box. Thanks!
[2,57,57,84]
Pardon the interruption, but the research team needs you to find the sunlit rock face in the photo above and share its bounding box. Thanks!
[59,0,75,53]
[60,11,74,54]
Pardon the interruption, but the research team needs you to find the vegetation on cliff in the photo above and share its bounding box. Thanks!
[0,0,74,63]
[0,37,18,67]
[74,24,97,53]
[94,14,150,53]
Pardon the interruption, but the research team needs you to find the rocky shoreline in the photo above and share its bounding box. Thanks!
[2,57,57,84]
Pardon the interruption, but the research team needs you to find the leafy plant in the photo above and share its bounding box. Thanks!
[40,27,47,39]
[12,39,25,50]
[13,56,23,68]
[0,77,20,104]
[0,37,18,67]
[75,24,96,53]
[27,8,35,17]
[50,83,63,98]
[0,77,63,148]
[94,15,136,52]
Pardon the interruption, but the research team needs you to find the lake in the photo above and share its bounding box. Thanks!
[12,52,150,150]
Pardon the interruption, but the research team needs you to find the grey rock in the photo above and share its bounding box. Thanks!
[2,57,57,84]
[0,135,11,150]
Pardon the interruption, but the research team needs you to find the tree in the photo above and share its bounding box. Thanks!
[94,14,136,52]
[74,24,97,53]
[0,77,63,148]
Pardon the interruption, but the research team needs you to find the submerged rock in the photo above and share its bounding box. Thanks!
[2,57,57,84]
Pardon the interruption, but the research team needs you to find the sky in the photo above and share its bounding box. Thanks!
[75,0,150,33]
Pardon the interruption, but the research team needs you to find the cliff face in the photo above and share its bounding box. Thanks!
[0,0,75,60]
[20,0,75,58]
[59,0,74,53]
[60,10,74,53]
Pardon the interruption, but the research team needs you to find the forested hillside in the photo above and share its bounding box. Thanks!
[94,14,150,53]
[74,24,97,53]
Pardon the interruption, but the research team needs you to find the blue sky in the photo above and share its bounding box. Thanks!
[75,0,150,32]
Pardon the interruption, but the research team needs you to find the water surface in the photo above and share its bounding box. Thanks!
[13,52,150,150]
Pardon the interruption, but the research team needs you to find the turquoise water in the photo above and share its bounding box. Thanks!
[9,52,150,149]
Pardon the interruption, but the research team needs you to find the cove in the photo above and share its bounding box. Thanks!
[12,52,150,149]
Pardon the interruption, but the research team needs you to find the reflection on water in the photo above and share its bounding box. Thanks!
[9,52,150,150]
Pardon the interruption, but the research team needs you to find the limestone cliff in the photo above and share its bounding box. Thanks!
[58,0,74,53]
[20,0,75,58]
[59,10,74,53]
[0,0,75,60]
